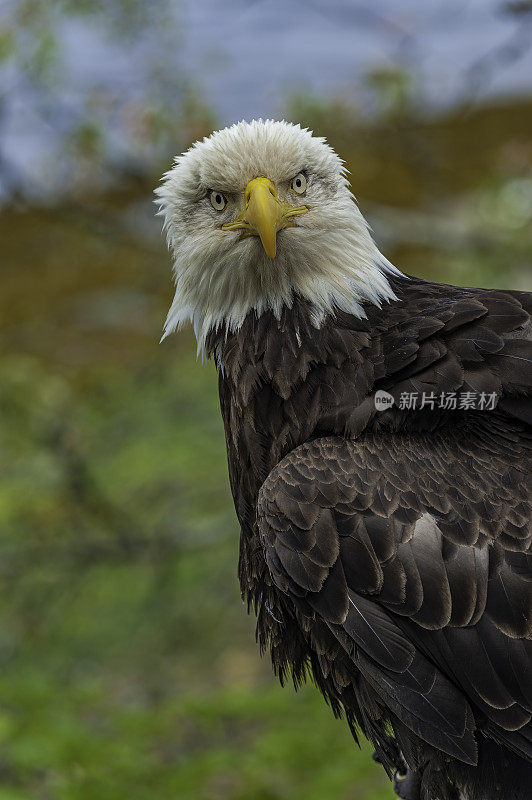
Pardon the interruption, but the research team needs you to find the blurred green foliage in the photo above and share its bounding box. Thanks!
[0,90,531,799]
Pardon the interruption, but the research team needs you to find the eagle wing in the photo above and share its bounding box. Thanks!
[257,428,531,766]
[256,281,532,767]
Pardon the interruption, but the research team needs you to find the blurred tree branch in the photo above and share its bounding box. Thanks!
[0,0,216,201]
[458,1,532,106]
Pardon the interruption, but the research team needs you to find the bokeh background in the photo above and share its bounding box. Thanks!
[1,2,532,799]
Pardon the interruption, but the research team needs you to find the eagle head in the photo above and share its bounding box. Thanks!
[156,119,397,352]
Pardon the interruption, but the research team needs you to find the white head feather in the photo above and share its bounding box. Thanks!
[156,119,400,354]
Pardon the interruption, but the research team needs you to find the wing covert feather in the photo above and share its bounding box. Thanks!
[257,427,531,763]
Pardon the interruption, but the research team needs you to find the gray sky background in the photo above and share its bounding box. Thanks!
[1,0,531,199]
[181,0,532,120]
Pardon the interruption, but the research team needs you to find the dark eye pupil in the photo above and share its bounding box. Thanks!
[296,179,301,186]
[216,195,222,204]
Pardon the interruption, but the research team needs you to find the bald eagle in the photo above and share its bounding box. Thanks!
[157,120,532,800]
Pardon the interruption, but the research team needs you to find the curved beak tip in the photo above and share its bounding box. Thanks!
[261,235,277,259]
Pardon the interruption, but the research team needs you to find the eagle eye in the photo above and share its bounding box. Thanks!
[291,173,307,195]
[209,190,228,212]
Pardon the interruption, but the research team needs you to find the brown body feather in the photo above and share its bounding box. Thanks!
[208,274,532,800]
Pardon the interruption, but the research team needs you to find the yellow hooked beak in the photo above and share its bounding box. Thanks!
[222,177,308,259]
